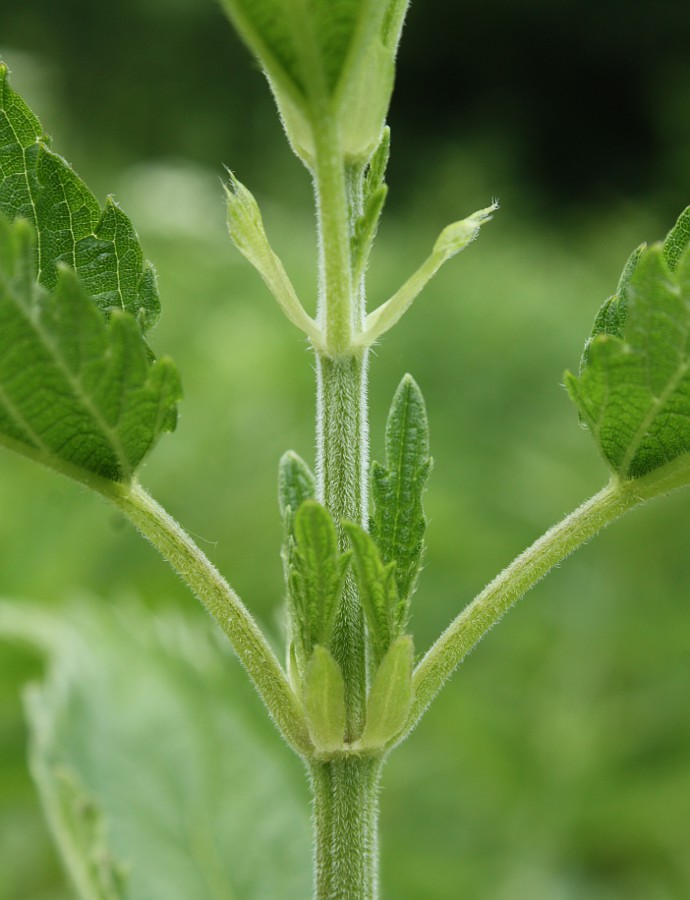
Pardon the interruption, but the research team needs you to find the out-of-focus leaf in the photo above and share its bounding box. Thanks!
[0,600,311,900]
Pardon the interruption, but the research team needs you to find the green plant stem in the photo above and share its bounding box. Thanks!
[310,113,380,899]
[312,118,369,738]
[103,481,311,757]
[309,756,383,900]
[316,352,369,739]
[313,112,354,355]
[407,476,657,733]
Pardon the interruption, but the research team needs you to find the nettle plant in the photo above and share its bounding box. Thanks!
[1,2,689,898]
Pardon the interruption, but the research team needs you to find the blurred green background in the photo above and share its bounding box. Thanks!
[1,0,690,897]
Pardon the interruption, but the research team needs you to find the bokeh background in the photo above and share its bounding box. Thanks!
[1,0,690,897]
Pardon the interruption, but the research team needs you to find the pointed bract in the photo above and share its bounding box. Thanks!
[303,645,347,753]
[360,635,413,751]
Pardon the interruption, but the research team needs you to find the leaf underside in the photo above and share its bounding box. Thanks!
[0,216,180,481]
[220,0,371,102]
[566,207,690,479]
[0,63,160,331]
[0,600,311,900]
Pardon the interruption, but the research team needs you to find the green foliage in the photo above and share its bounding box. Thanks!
[303,645,347,753]
[0,600,311,900]
[0,216,180,482]
[344,521,402,667]
[279,450,317,528]
[288,500,351,671]
[370,374,431,607]
[566,207,690,479]
[0,63,160,331]
[360,635,413,750]
[351,126,390,282]
[219,0,410,163]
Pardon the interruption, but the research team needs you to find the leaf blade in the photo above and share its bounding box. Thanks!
[0,215,180,482]
[566,209,690,480]
[0,63,160,330]
[0,600,311,900]
[371,374,431,607]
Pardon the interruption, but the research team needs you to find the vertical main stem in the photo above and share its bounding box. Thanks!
[310,756,383,900]
[309,108,383,896]
[310,110,380,897]
[312,113,369,738]
[316,352,369,738]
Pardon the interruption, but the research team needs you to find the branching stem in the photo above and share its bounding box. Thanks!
[103,481,311,757]
[407,459,690,737]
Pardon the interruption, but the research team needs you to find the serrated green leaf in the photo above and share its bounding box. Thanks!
[566,214,690,479]
[289,500,350,666]
[0,216,180,482]
[303,645,347,753]
[359,634,413,751]
[0,64,160,331]
[663,205,690,273]
[0,600,311,900]
[344,521,400,667]
[371,374,431,607]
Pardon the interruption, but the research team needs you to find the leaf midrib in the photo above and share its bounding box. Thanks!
[5,276,132,479]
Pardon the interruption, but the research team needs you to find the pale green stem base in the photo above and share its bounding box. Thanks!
[310,756,383,900]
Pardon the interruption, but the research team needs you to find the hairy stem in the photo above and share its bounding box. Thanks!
[311,113,379,897]
[104,481,311,756]
[408,478,644,733]
[310,756,383,900]
[313,112,354,356]
[312,120,369,737]
[316,352,369,738]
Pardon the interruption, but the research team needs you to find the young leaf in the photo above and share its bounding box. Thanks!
[219,0,368,106]
[663,206,690,273]
[0,216,180,483]
[343,521,400,667]
[0,64,160,331]
[371,374,431,607]
[566,207,690,479]
[303,645,347,753]
[220,1,411,164]
[225,174,321,344]
[279,450,316,595]
[0,600,311,900]
[279,450,317,524]
[359,634,413,751]
[351,126,390,282]
[358,204,497,346]
[289,500,350,664]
